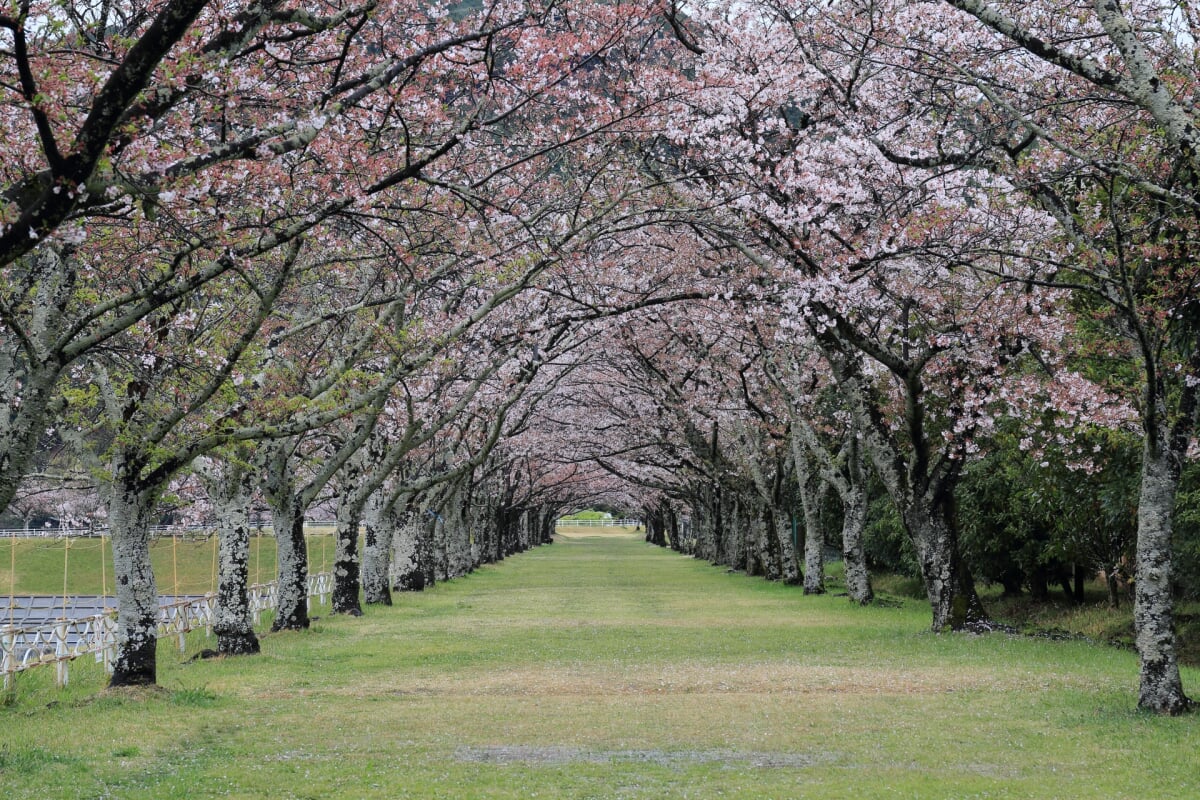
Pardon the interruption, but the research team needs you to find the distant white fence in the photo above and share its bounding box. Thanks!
[555,518,641,527]
[0,571,333,690]
[0,521,339,539]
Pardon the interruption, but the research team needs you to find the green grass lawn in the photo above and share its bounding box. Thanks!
[2,530,1197,799]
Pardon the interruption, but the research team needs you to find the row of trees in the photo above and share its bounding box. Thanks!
[2,0,1198,714]
[524,0,1200,715]
[0,0,681,684]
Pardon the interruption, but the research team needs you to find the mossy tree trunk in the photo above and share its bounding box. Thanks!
[195,454,260,655]
[797,457,826,596]
[259,440,310,632]
[391,508,426,592]
[840,477,873,605]
[362,492,396,606]
[903,496,986,632]
[105,462,161,687]
[331,496,364,616]
[1134,431,1191,714]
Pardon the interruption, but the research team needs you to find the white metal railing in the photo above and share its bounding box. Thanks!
[1,571,333,689]
[554,518,641,527]
[0,524,224,540]
[0,613,118,689]
[0,521,341,539]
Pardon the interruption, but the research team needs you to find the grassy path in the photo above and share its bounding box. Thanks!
[2,531,1197,798]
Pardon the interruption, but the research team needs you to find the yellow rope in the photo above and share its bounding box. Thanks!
[172,534,179,598]
[61,537,70,620]
[100,532,109,611]
[8,528,15,627]
[321,528,326,574]
[210,529,218,595]
[254,528,261,585]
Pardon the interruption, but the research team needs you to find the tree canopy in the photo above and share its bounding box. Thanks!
[2,0,1199,713]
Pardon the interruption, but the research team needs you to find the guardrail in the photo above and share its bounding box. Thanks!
[0,522,341,539]
[554,518,642,527]
[0,571,333,690]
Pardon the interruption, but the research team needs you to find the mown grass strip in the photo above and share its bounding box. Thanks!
[1,530,1197,799]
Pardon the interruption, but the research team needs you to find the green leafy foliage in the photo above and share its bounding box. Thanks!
[559,509,613,521]
[862,479,919,580]
[958,427,1139,602]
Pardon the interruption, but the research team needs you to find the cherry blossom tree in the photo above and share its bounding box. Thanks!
[653,1,1126,633]
[848,0,1200,713]
[0,0,668,516]
[62,239,315,684]
[193,448,260,655]
[769,348,875,604]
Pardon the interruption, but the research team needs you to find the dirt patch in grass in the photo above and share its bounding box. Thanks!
[454,744,834,768]
[98,685,173,702]
[328,661,1085,702]
[553,529,641,540]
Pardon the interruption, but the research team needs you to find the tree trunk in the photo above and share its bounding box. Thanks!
[700,489,721,562]
[648,509,668,547]
[106,476,160,687]
[667,510,682,552]
[840,483,873,605]
[689,503,708,560]
[195,457,260,656]
[1134,438,1191,714]
[724,496,745,570]
[516,509,532,553]
[534,507,550,546]
[495,507,513,560]
[331,447,376,615]
[503,507,521,559]
[446,498,476,577]
[0,363,62,516]
[905,500,986,632]
[392,513,426,592]
[799,469,826,596]
[744,502,765,577]
[1029,567,1049,600]
[260,444,310,632]
[1060,564,1079,600]
[418,511,437,586]
[433,507,451,580]
[821,340,986,630]
[271,508,309,631]
[774,509,801,585]
[691,487,716,563]
[331,501,363,616]
[847,381,985,629]
[759,506,783,580]
[709,493,727,566]
[361,494,394,606]
[211,471,259,655]
[1105,570,1121,610]
[675,513,694,555]
[0,247,74,515]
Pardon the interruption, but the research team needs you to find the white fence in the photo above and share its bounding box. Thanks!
[0,571,333,689]
[0,521,340,539]
[555,518,642,527]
